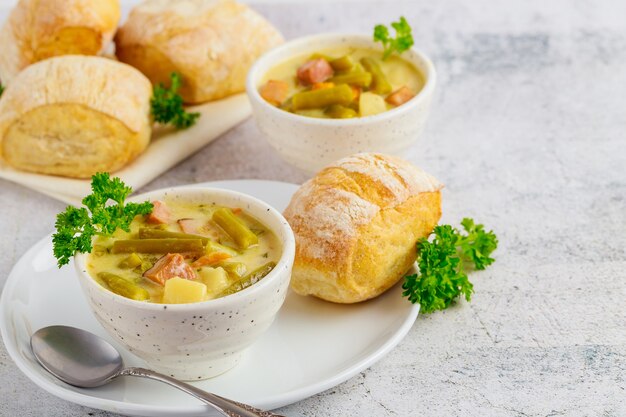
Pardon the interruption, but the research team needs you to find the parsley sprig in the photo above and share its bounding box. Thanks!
[373,16,414,60]
[0,82,4,98]
[151,72,200,129]
[403,218,498,313]
[52,173,153,267]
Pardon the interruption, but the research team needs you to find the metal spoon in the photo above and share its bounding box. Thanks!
[31,325,284,417]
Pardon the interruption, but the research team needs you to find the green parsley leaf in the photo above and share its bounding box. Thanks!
[150,72,200,129]
[458,217,498,270]
[52,173,153,268]
[402,219,498,313]
[373,16,414,60]
[0,82,4,98]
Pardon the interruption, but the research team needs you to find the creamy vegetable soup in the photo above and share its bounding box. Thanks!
[260,47,424,118]
[87,199,281,304]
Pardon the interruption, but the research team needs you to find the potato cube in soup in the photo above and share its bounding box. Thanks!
[162,277,207,304]
[199,267,231,297]
[359,92,387,117]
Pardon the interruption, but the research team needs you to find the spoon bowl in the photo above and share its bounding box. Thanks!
[31,325,285,417]
[31,326,122,388]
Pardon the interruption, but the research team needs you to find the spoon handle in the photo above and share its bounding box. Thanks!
[120,367,286,417]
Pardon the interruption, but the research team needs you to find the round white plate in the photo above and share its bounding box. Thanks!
[0,180,419,416]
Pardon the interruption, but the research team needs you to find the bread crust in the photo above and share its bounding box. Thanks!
[0,0,120,83]
[115,0,283,104]
[283,153,443,303]
[0,56,152,178]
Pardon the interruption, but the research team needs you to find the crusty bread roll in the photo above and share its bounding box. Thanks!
[0,56,152,178]
[0,0,121,83]
[283,153,443,303]
[115,0,283,104]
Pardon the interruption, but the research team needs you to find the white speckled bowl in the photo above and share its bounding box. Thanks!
[246,33,436,174]
[74,187,295,381]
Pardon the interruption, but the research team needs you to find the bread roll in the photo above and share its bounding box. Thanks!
[0,56,152,178]
[0,0,121,83]
[283,153,443,303]
[115,0,283,104]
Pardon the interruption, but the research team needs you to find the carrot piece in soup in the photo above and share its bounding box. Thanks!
[192,252,232,268]
[143,253,196,286]
[147,200,170,224]
[260,80,289,106]
[297,58,334,85]
[386,86,415,106]
[311,82,334,91]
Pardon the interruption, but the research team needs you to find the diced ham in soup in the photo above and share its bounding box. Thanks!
[147,200,170,224]
[143,253,196,286]
[296,59,334,85]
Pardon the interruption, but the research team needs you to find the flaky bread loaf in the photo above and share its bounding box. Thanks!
[0,0,121,83]
[0,56,152,178]
[284,153,443,303]
[115,0,283,104]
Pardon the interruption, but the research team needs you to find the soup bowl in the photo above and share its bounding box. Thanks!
[246,33,437,174]
[74,186,295,380]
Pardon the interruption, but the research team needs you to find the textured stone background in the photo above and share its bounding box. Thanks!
[1,0,625,416]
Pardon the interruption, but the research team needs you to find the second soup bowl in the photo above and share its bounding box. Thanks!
[246,33,437,174]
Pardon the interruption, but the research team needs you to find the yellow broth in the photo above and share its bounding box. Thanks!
[261,47,424,118]
[87,200,281,303]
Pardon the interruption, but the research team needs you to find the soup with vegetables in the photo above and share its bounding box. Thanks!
[87,199,281,304]
[259,47,424,119]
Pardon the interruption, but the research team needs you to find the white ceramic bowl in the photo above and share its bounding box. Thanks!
[74,187,295,381]
[246,33,437,174]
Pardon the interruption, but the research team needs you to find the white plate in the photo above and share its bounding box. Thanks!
[0,180,419,416]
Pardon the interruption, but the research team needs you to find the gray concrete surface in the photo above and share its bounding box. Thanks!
[1,0,625,416]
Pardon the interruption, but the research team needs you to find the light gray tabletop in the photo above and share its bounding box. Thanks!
[1,1,625,416]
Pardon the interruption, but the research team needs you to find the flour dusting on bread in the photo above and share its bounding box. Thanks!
[284,181,379,261]
[138,0,222,15]
[331,153,443,206]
